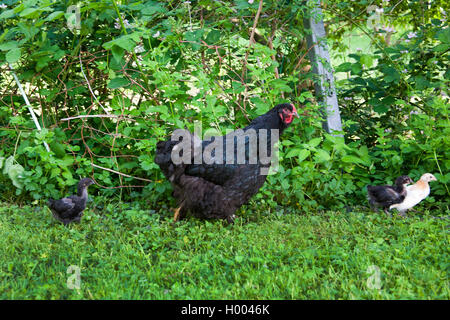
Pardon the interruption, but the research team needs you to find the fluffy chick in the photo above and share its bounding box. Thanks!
[367,175,414,216]
[47,178,95,225]
[390,173,437,216]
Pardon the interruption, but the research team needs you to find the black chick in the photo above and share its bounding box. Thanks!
[47,178,95,225]
[367,175,414,216]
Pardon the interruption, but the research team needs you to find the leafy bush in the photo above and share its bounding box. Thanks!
[0,0,448,212]
[336,18,449,205]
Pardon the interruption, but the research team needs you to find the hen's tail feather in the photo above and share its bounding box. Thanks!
[155,140,180,178]
[367,185,377,200]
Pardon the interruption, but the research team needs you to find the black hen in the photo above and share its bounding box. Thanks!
[47,178,95,225]
[367,175,413,215]
[155,103,299,223]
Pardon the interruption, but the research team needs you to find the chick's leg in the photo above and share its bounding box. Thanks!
[398,210,407,217]
[384,208,392,217]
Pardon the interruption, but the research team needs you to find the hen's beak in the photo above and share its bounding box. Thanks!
[291,104,299,118]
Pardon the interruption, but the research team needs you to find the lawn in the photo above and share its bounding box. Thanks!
[0,201,448,299]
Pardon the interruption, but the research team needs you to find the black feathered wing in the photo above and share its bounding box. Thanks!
[367,185,405,206]
[184,128,275,185]
[49,197,76,213]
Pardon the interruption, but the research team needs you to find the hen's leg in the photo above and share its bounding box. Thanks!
[226,214,236,224]
[172,200,186,222]
[369,199,378,213]
[173,207,182,222]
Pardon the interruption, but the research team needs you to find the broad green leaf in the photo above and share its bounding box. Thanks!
[433,43,450,52]
[111,45,125,63]
[113,37,136,52]
[0,9,15,20]
[0,41,18,51]
[374,104,389,114]
[103,36,136,52]
[184,29,204,51]
[45,11,64,22]
[6,48,21,63]
[62,170,73,180]
[3,156,14,175]
[20,8,39,18]
[107,77,131,89]
[142,2,166,15]
[8,163,25,189]
[270,79,293,93]
[335,62,352,73]
[436,27,450,44]
[49,142,66,158]
[341,155,363,164]
[314,149,331,163]
[360,54,374,68]
[205,29,221,44]
[308,137,322,148]
[297,149,311,163]
[351,63,362,74]
[382,66,400,83]
[285,148,302,158]
[50,168,60,179]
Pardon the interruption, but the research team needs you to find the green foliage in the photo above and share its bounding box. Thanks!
[336,17,450,203]
[0,155,25,189]
[0,1,449,301]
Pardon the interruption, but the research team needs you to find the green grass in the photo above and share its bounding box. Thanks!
[0,201,448,299]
